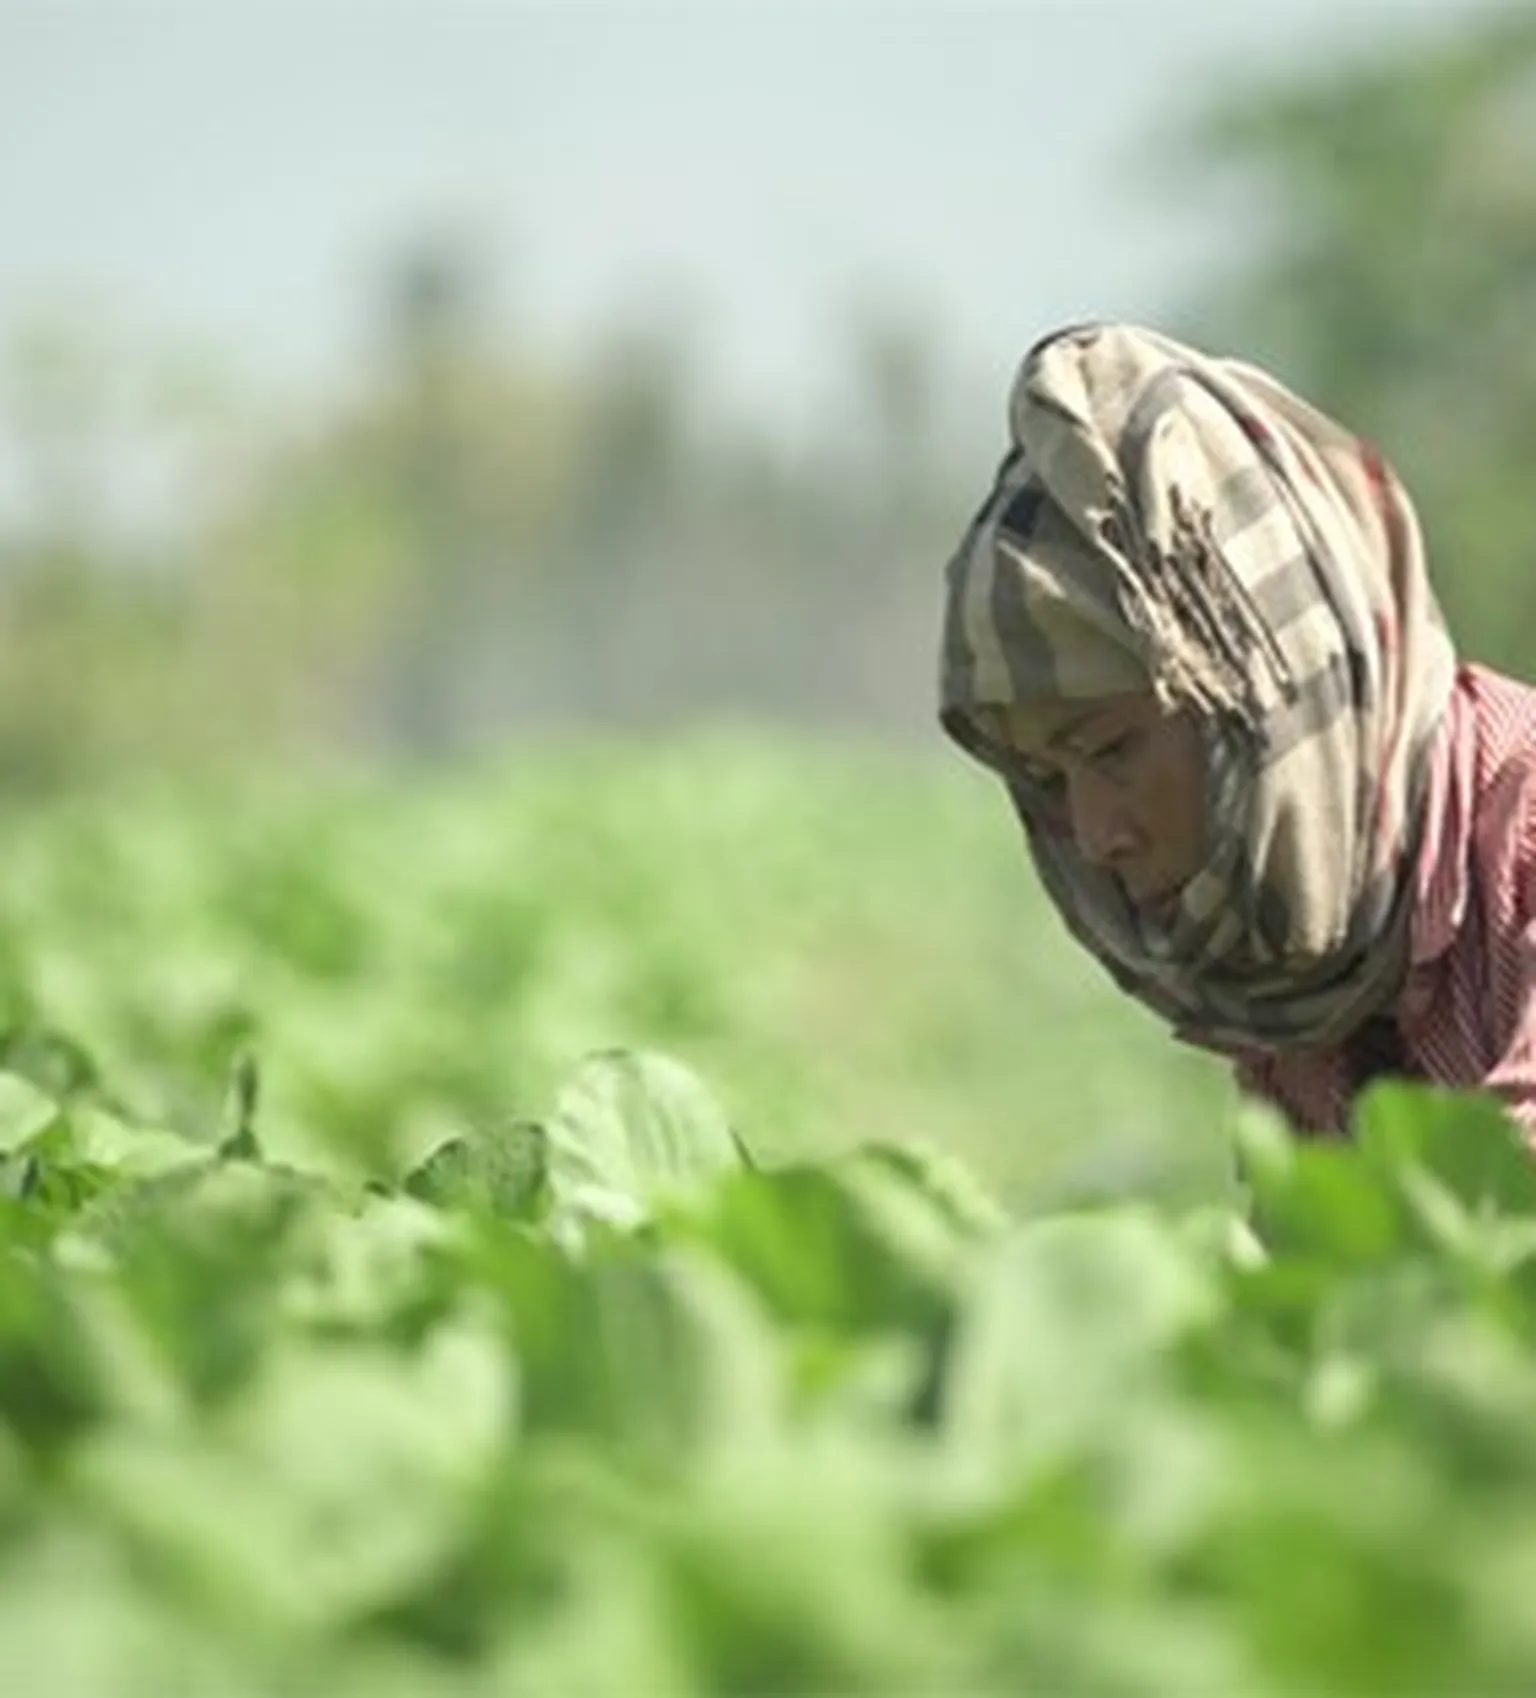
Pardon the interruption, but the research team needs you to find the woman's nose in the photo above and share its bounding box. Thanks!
[1066,772,1138,867]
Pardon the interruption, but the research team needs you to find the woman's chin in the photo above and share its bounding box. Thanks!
[1120,872,1185,919]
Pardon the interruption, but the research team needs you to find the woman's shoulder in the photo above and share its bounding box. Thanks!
[1462,663,1536,766]
[1460,663,1536,897]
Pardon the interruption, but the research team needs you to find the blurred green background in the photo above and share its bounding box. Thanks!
[0,1,1531,1208]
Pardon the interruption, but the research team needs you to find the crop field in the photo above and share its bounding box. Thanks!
[0,735,1232,1209]
[2,736,1534,1694]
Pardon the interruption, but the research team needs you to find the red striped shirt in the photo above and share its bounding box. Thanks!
[1233,663,1536,1139]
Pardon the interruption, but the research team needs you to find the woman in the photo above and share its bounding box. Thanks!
[938,321,1536,1139]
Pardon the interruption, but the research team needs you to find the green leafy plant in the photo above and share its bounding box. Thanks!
[0,1029,1531,1694]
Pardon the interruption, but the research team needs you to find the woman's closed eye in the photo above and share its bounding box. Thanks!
[1082,729,1140,774]
[1010,725,1144,793]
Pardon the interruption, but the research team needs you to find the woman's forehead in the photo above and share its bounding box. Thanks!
[986,690,1160,753]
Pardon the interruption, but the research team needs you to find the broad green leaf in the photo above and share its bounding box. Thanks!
[93,1161,333,1404]
[488,1532,695,1698]
[1463,1514,1536,1676]
[0,1071,60,1154]
[73,1323,509,1636]
[282,1193,455,1335]
[479,1229,781,1458]
[0,1027,116,1113]
[852,1141,1008,1239]
[403,1118,549,1221]
[1249,1145,1406,1270]
[1235,1101,1407,1271]
[0,1524,261,1698]
[943,1210,1216,1469]
[544,1049,745,1219]
[623,1435,968,1695]
[1372,1310,1536,1490]
[1190,1427,1481,1695]
[1356,1081,1536,1220]
[0,1255,106,1454]
[65,1107,207,1181]
[58,1160,220,1260]
[972,1579,1267,1697]
[665,1153,975,1340]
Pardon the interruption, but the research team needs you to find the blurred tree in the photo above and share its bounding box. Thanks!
[5,313,109,558]
[532,317,697,725]
[850,308,937,508]
[375,238,499,758]
[196,233,581,763]
[0,236,973,786]
[1173,7,1536,677]
[0,313,217,790]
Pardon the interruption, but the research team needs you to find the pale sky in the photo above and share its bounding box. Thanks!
[0,0,1476,444]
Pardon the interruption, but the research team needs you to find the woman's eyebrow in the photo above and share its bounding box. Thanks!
[1045,710,1106,751]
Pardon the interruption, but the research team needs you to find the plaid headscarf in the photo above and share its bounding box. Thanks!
[939,323,1457,1054]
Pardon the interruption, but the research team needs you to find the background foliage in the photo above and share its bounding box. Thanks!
[3,13,1531,789]
[1169,8,1536,678]
[0,742,1230,1212]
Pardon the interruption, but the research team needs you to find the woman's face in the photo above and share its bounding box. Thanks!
[995,690,1209,909]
